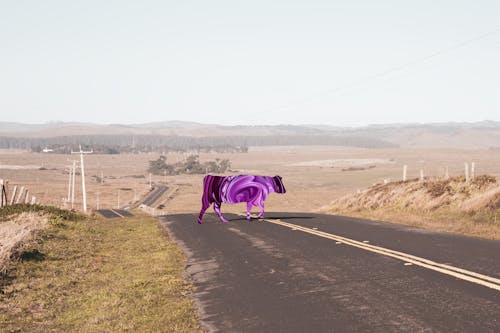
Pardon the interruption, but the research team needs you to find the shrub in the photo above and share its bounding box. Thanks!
[425,181,453,198]
[472,174,496,188]
[148,155,231,175]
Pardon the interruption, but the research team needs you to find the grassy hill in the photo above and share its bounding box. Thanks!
[322,175,500,240]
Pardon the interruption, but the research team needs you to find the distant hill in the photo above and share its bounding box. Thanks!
[0,120,499,149]
[326,121,500,149]
[131,120,212,129]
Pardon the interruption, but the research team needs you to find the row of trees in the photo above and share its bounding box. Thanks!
[0,133,396,151]
[148,155,231,175]
[29,143,247,154]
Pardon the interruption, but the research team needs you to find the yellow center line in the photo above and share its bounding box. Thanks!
[239,214,500,292]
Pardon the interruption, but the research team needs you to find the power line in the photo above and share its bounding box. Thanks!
[264,27,500,114]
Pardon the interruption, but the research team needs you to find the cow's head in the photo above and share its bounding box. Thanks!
[272,175,286,193]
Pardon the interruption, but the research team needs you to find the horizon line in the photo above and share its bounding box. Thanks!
[1,119,499,129]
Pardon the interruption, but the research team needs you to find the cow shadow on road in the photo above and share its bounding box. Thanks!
[228,216,315,221]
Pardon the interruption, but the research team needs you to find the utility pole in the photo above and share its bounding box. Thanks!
[72,145,93,213]
[71,160,76,209]
[67,164,72,202]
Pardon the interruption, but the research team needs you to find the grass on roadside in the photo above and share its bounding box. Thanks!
[331,207,500,240]
[324,175,500,240]
[0,212,199,332]
[0,203,82,222]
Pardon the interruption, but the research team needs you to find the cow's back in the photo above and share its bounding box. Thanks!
[221,175,272,204]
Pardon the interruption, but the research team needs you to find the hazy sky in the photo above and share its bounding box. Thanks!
[1,1,499,126]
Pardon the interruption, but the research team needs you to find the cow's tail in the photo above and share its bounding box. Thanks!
[202,175,217,205]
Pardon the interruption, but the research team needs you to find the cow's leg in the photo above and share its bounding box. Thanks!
[214,203,229,223]
[257,201,265,218]
[198,203,210,224]
[246,202,253,221]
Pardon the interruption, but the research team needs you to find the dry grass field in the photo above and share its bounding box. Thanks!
[0,150,155,211]
[2,146,500,218]
[167,146,500,218]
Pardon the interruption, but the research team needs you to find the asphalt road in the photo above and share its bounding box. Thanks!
[96,209,121,218]
[96,209,134,218]
[161,212,500,332]
[142,185,168,206]
[114,209,133,217]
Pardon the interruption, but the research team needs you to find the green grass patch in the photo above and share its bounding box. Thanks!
[0,213,200,332]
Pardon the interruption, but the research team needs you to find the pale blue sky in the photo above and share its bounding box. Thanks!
[1,1,499,126]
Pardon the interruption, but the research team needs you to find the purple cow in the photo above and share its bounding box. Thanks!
[198,175,286,224]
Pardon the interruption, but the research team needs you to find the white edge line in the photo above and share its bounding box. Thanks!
[111,209,124,218]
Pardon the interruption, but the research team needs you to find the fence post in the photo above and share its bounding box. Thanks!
[24,190,30,204]
[403,165,407,181]
[420,169,424,182]
[444,167,449,180]
[16,186,25,204]
[471,162,475,180]
[10,186,17,205]
[4,180,9,206]
[465,162,470,183]
[0,179,4,207]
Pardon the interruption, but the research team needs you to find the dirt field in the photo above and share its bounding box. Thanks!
[2,146,499,218]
